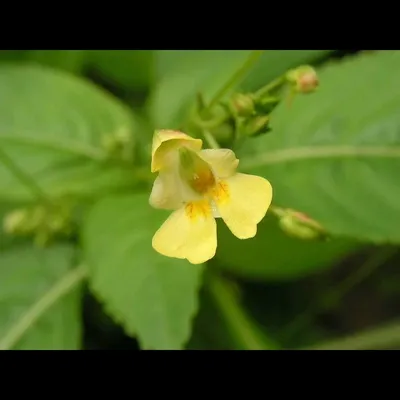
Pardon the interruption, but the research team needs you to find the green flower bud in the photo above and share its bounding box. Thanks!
[115,128,132,144]
[101,128,133,160]
[286,65,319,93]
[3,209,29,234]
[210,120,235,144]
[230,93,255,117]
[242,115,271,137]
[4,202,75,244]
[278,209,327,240]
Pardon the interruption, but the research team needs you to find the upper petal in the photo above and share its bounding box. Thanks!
[199,148,239,178]
[212,173,272,239]
[152,200,217,264]
[151,130,202,173]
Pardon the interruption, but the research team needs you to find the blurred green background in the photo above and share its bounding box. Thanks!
[0,49,399,350]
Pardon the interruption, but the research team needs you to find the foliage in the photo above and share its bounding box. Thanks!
[0,49,399,350]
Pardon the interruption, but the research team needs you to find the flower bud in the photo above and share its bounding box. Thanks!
[278,208,327,240]
[101,128,133,158]
[3,209,29,234]
[3,202,74,244]
[210,120,235,144]
[242,115,271,137]
[230,93,255,117]
[286,65,319,93]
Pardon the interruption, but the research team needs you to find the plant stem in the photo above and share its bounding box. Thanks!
[206,50,265,111]
[253,75,287,99]
[207,271,278,350]
[0,146,50,203]
[0,265,88,350]
[202,129,221,150]
[306,319,400,350]
[283,246,398,341]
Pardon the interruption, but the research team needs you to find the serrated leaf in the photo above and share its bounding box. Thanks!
[238,50,400,243]
[216,213,360,280]
[82,193,204,350]
[0,64,138,201]
[149,50,333,128]
[0,244,82,349]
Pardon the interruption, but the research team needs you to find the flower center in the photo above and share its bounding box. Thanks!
[178,148,216,194]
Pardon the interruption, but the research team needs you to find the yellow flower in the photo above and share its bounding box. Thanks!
[149,129,273,264]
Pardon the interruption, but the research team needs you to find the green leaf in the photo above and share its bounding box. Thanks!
[0,244,83,349]
[216,213,360,280]
[238,50,400,243]
[149,50,333,128]
[0,64,138,201]
[187,286,239,349]
[88,50,154,91]
[0,50,30,62]
[82,193,204,350]
[28,50,86,73]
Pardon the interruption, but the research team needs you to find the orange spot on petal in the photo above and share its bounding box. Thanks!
[185,200,212,222]
[210,181,230,204]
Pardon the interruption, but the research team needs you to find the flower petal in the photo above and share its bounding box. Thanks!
[199,149,239,178]
[151,130,202,173]
[152,200,217,264]
[213,173,272,239]
[149,170,184,210]
[149,161,204,210]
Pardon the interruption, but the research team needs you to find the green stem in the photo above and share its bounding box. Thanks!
[254,75,286,99]
[206,50,265,111]
[207,272,278,350]
[202,130,221,150]
[0,146,49,203]
[0,265,88,350]
[284,246,398,341]
[306,319,400,350]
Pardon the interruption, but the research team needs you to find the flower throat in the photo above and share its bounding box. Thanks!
[178,147,216,194]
